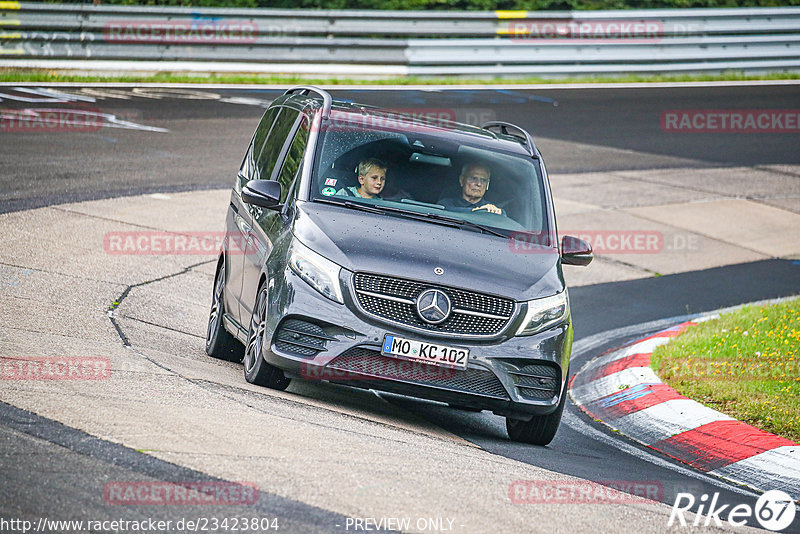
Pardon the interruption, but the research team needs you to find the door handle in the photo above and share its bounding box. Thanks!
[235,214,251,236]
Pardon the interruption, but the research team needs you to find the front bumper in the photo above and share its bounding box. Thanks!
[262,267,572,420]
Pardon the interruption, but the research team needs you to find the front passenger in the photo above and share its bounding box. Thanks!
[336,158,387,199]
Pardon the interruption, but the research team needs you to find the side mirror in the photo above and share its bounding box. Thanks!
[242,180,282,211]
[561,235,593,266]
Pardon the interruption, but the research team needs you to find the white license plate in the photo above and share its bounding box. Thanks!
[381,334,469,370]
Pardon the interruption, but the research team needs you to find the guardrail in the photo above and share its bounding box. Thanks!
[1,2,799,76]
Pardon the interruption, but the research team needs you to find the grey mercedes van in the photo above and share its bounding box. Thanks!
[206,86,592,445]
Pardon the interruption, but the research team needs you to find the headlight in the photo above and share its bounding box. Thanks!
[288,239,344,304]
[515,291,569,336]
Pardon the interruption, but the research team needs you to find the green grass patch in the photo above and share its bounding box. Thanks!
[1,69,799,85]
[651,298,800,443]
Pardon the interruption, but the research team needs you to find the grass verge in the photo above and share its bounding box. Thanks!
[650,298,800,443]
[1,69,799,85]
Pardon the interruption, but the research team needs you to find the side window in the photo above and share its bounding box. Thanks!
[238,107,279,192]
[275,117,310,203]
[256,107,300,181]
[236,143,254,194]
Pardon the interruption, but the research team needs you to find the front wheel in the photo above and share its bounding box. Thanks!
[243,283,290,390]
[206,260,244,362]
[506,387,567,446]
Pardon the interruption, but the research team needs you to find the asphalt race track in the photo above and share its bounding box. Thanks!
[3,83,800,214]
[1,83,800,533]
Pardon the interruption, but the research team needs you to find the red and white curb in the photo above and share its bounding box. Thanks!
[569,317,800,500]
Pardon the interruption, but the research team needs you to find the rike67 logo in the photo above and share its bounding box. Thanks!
[669,490,796,531]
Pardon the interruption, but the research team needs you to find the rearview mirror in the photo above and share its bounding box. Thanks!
[242,180,282,210]
[561,235,593,266]
[409,152,451,167]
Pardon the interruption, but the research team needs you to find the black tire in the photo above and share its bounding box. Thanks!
[243,283,290,390]
[206,260,244,362]
[506,388,567,446]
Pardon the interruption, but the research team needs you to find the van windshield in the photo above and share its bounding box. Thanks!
[309,119,551,239]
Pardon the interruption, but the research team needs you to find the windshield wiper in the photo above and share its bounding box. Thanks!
[415,212,509,238]
[316,198,388,215]
[314,198,507,238]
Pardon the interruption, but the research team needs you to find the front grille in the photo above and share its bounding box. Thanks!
[274,319,335,357]
[509,363,559,400]
[352,273,514,336]
[328,347,509,399]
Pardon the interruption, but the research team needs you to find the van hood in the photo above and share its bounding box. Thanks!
[292,201,564,302]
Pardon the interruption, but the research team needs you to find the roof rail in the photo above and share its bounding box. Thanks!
[284,85,332,121]
[482,121,537,157]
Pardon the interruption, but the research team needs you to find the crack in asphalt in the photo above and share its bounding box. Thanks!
[51,205,174,232]
[107,259,213,347]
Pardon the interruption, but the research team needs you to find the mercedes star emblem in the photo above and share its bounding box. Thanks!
[416,289,452,324]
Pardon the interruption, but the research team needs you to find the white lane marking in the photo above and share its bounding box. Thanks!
[131,87,221,100]
[0,90,66,103]
[14,87,96,103]
[0,108,168,133]
[561,408,761,500]
[3,86,273,109]
[571,366,662,404]
[607,336,675,361]
[609,399,735,446]
[711,446,800,498]
[220,96,273,107]
[74,88,134,100]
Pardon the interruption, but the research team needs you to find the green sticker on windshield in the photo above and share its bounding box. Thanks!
[321,187,337,196]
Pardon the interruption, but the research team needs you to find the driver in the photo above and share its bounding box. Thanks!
[439,162,503,215]
[336,158,387,199]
